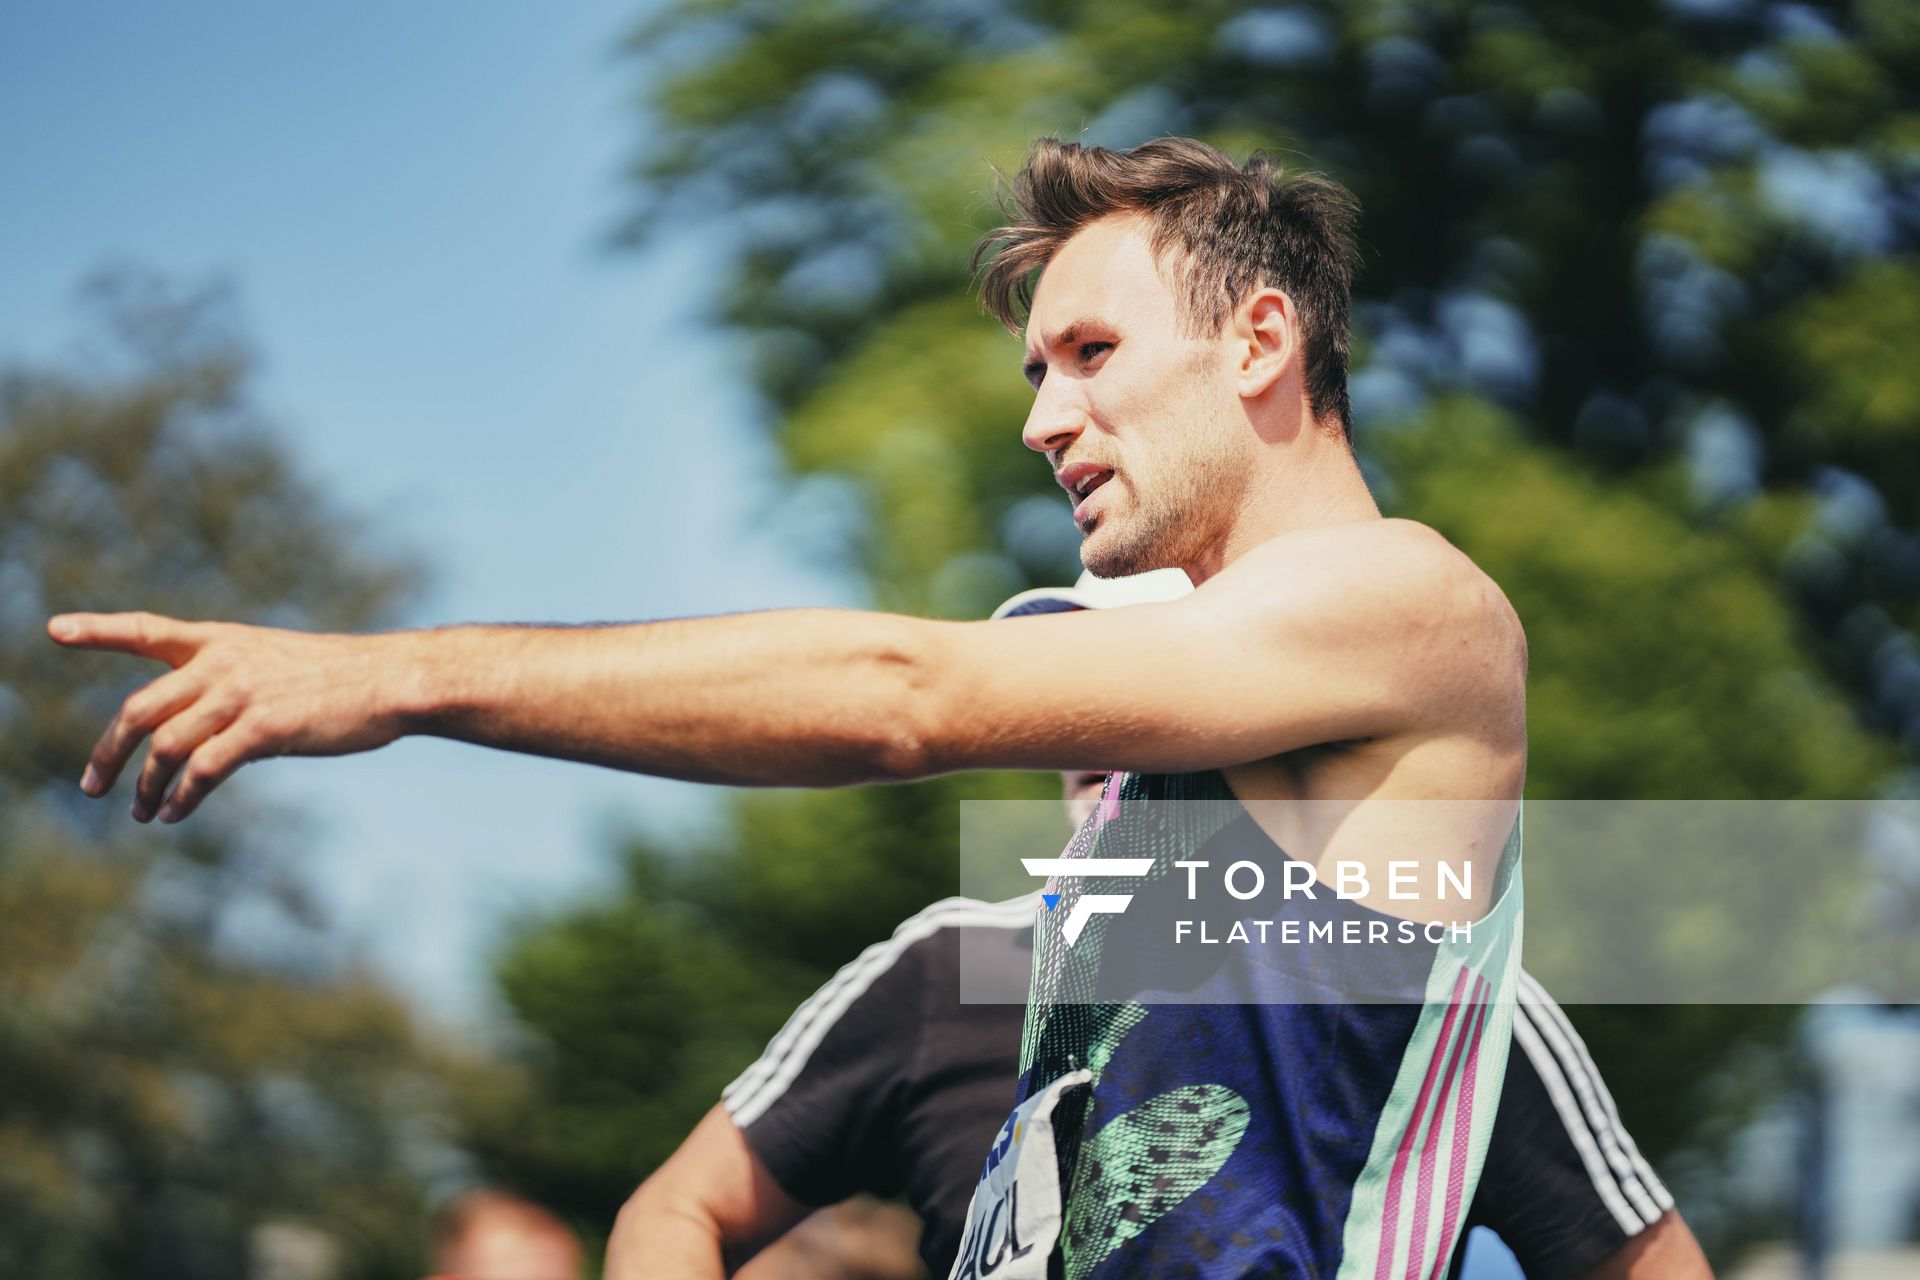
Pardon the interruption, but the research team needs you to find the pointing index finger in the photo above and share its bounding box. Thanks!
[47,612,205,666]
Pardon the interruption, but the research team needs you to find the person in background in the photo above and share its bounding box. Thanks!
[427,1188,582,1280]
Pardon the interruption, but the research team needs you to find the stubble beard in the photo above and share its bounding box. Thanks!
[1081,367,1239,579]
[1079,465,1214,579]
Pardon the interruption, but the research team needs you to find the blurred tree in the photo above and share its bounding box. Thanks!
[0,271,475,1280]
[616,0,1920,707]
[474,0,1917,1266]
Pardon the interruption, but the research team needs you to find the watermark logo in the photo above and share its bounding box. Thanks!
[1021,858,1151,946]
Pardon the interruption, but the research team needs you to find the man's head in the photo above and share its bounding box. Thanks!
[973,137,1361,578]
[428,1189,581,1280]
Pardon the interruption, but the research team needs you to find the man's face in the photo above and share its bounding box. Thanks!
[1021,214,1254,577]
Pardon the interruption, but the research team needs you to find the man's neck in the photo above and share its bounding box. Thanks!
[1184,440,1379,586]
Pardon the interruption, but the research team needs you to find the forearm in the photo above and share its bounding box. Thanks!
[605,1104,810,1279]
[398,609,944,787]
[605,1186,729,1280]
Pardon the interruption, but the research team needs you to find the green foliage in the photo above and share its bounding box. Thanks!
[1379,397,1893,800]
[0,272,465,1280]
[1784,257,1920,459]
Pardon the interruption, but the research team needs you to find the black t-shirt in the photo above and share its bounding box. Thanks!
[720,898,1674,1280]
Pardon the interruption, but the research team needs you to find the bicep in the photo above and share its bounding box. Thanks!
[1575,1211,1713,1280]
[926,527,1511,775]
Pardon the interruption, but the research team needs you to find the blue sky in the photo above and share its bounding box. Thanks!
[1,2,861,1024]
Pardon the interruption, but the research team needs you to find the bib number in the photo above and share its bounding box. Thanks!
[948,1069,1091,1280]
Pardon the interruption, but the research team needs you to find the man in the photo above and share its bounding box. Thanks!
[53,137,1529,1274]
[607,578,1707,1280]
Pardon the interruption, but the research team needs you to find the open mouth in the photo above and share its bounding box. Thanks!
[1055,462,1116,523]
[1070,469,1112,502]
[1072,471,1112,525]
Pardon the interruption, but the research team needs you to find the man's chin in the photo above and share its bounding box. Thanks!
[1081,525,1165,580]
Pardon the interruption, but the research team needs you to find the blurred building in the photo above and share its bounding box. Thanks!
[1751,997,1920,1280]
[1794,1002,1920,1279]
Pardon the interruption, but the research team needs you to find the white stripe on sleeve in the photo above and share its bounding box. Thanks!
[725,894,1036,1129]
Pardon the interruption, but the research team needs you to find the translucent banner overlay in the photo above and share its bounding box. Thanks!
[957,799,1920,1005]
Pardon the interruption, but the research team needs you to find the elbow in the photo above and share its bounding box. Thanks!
[611,1172,719,1263]
[612,1174,667,1236]
[858,618,953,783]
[868,728,938,783]
[607,1179,664,1275]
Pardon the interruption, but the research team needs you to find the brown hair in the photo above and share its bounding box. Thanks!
[973,136,1362,439]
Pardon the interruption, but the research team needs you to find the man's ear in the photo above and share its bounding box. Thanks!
[1236,288,1296,399]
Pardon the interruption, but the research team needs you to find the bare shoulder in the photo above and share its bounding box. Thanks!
[1213,517,1527,688]
[1383,518,1523,646]
[1374,518,1526,674]
[1222,518,1506,609]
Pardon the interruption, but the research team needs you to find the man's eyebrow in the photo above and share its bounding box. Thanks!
[1021,317,1105,369]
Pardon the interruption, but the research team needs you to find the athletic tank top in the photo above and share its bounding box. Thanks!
[956,768,1523,1280]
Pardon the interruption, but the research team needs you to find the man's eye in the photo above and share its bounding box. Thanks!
[1079,341,1113,362]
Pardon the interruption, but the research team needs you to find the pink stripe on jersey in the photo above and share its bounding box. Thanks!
[1373,966,1473,1280]
[1428,986,1493,1280]
[1404,976,1484,1280]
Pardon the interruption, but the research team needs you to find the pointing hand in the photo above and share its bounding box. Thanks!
[48,611,416,824]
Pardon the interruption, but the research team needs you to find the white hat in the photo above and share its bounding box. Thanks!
[990,567,1194,619]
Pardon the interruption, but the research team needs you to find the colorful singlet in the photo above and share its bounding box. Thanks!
[949,769,1524,1280]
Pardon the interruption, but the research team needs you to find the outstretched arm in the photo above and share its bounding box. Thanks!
[51,518,1520,823]
[51,605,953,821]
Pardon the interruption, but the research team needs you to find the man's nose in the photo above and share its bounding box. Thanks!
[1022,384,1085,456]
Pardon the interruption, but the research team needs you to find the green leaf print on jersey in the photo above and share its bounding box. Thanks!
[1060,1003,1251,1280]
[1061,1083,1252,1280]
